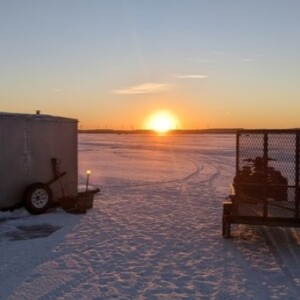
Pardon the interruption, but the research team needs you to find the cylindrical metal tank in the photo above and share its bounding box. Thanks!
[0,112,78,210]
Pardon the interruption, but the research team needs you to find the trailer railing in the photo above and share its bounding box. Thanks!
[222,129,300,238]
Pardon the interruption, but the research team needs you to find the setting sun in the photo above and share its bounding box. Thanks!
[145,110,178,133]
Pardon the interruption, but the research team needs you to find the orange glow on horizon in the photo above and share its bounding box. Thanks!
[145,110,179,133]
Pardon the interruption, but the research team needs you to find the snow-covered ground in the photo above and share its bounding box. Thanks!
[1,133,300,299]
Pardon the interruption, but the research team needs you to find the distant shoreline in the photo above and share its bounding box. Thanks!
[78,128,241,134]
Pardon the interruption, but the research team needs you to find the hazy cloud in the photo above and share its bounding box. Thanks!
[51,88,62,92]
[190,57,212,63]
[211,51,226,56]
[176,74,208,79]
[240,58,254,62]
[114,82,170,95]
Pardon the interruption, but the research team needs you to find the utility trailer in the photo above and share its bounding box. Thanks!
[0,112,99,214]
[222,129,300,238]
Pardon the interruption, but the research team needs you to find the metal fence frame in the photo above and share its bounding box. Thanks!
[222,129,300,238]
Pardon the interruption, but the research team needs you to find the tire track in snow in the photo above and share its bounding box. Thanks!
[104,153,204,190]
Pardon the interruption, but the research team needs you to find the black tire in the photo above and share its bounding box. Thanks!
[222,220,231,239]
[24,183,53,214]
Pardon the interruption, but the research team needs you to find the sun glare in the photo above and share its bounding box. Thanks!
[146,110,178,133]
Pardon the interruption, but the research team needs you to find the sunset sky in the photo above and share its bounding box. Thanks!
[1,1,300,129]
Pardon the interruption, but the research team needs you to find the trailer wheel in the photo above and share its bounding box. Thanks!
[24,183,53,214]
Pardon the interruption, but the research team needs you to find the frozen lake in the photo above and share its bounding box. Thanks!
[1,133,300,299]
[78,133,235,190]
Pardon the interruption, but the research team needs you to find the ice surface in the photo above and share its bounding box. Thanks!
[1,134,300,299]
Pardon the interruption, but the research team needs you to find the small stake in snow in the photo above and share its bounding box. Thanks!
[85,170,91,192]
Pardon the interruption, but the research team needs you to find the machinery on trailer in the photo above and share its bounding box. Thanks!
[222,129,300,238]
